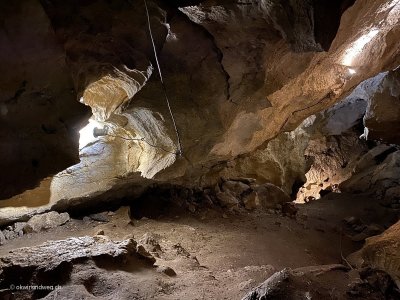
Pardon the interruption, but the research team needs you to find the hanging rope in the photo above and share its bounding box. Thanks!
[143,0,183,156]
[107,133,177,155]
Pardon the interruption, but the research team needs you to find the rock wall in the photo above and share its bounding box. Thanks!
[0,0,400,217]
[0,0,89,199]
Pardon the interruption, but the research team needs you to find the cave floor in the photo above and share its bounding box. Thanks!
[1,192,395,300]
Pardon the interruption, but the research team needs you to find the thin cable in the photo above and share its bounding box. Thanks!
[107,133,177,155]
[143,0,183,156]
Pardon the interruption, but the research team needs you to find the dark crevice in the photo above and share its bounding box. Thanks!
[5,80,27,104]
[374,147,397,164]
[313,0,356,51]
[175,10,231,101]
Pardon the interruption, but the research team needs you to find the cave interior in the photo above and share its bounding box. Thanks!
[0,0,400,299]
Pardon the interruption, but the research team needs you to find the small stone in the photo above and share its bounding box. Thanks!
[107,211,116,216]
[137,245,156,264]
[23,224,33,234]
[222,213,228,219]
[138,233,161,252]
[0,231,6,245]
[156,266,176,277]
[187,203,196,213]
[83,216,91,223]
[13,222,27,233]
[95,230,105,235]
[3,229,17,240]
[89,213,109,223]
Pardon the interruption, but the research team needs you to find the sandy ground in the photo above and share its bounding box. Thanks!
[1,192,396,299]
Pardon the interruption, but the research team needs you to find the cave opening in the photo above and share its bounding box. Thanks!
[1,0,400,299]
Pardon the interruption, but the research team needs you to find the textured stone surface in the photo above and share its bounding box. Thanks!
[216,191,239,208]
[341,147,400,198]
[0,0,399,216]
[241,264,398,300]
[0,235,136,271]
[0,0,88,199]
[360,220,400,288]
[241,265,350,299]
[253,183,291,209]
[222,181,250,197]
[27,211,70,232]
[364,68,400,144]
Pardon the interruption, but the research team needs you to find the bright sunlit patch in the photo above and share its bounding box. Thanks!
[79,119,104,149]
[342,29,379,66]
[348,68,356,75]
[378,0,400,14]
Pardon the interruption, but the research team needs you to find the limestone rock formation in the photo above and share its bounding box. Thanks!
[359,220,400,288]
[0,235,135,272]
[0,0,400,220]
[0,0,89,199]
[363,68,400,144]
[27,211,70,232]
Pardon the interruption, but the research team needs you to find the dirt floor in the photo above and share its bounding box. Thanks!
[0,192,398,299]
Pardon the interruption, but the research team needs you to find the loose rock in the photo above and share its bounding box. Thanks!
[222,180,250,197]
[89,212,109,222]
[216,191,239,208]
[0,230,5,245]
[27,211,70,232]
[253,183,291,209]
[156,266,177,277]
[242,191,260,210]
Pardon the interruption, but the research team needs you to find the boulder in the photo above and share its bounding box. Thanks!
[253,183,291,209]
[242,191,260,210]
[359,220,400,288]
[216,191,239,208]
[222,180,250,197]
[156,265,177,277]
[383,186,400,206]
[27,211,70,232]
[0,235,137,272]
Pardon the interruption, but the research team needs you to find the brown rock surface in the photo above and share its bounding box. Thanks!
[0,0,399,218]
[360,220,400,288]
